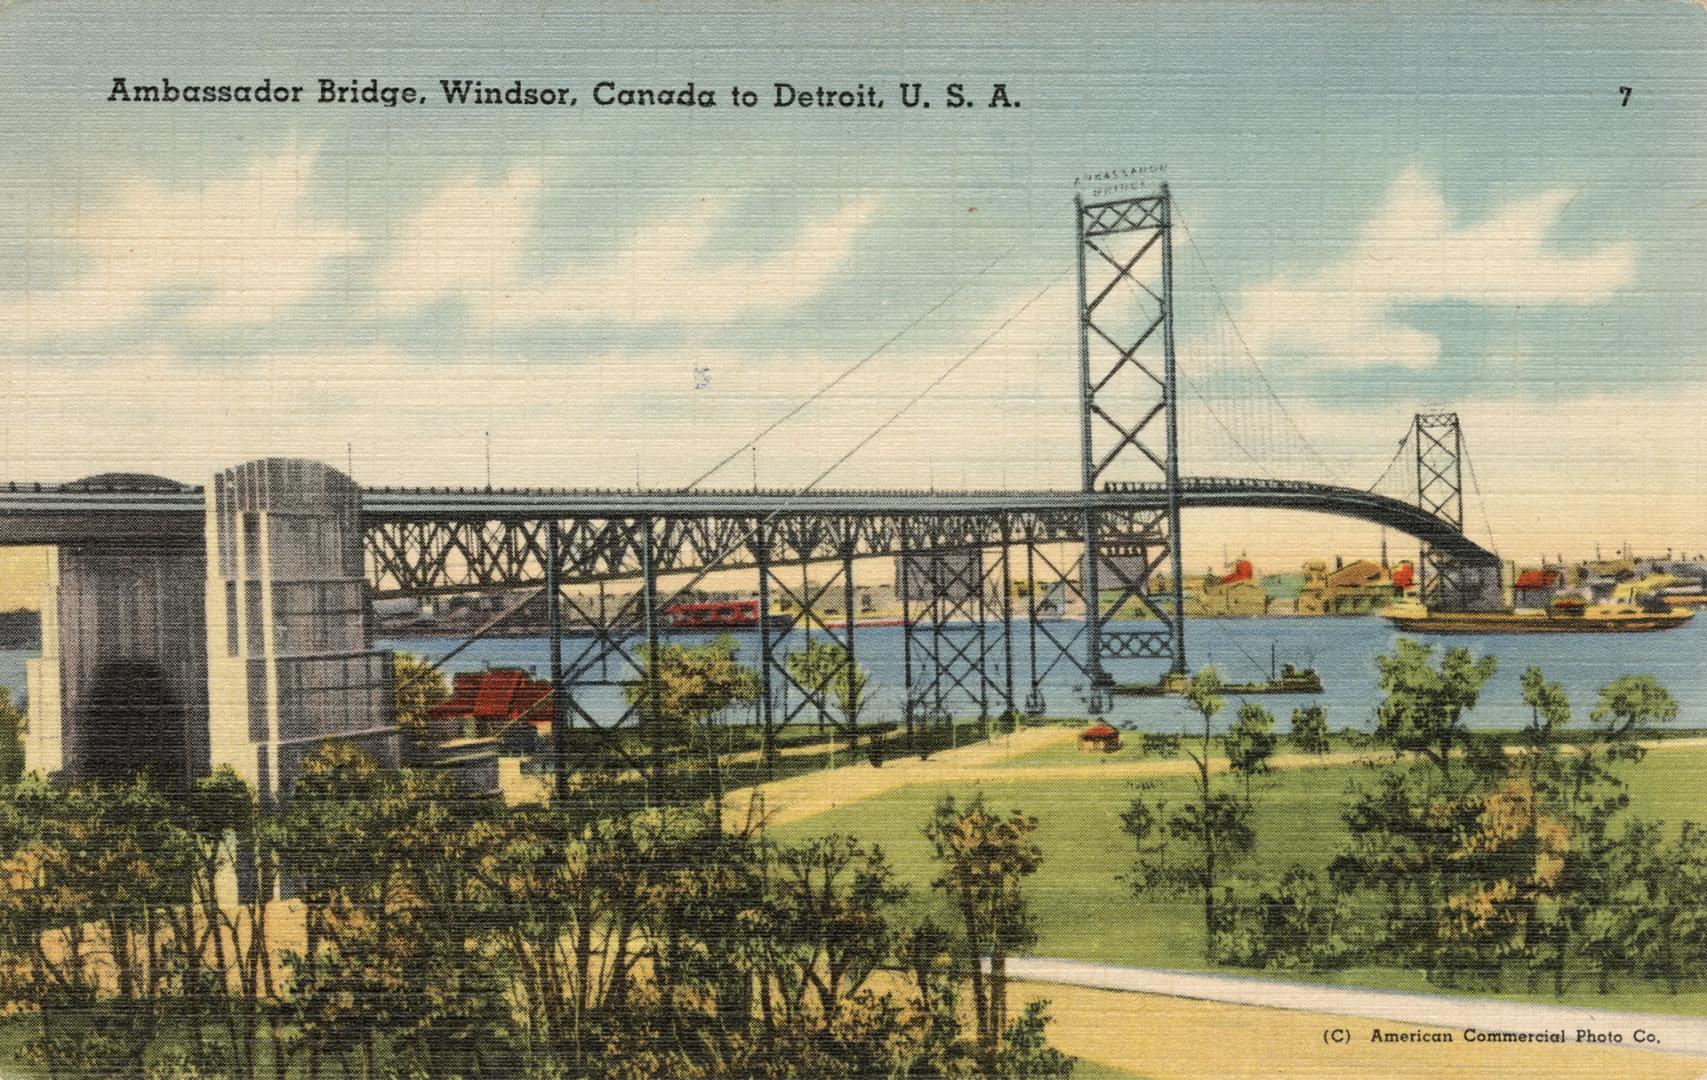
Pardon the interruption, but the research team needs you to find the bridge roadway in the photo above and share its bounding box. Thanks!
[0,474,1495,566]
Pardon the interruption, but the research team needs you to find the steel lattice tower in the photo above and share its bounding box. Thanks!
[1076,186,1186,689]
[1414,411,1472,610]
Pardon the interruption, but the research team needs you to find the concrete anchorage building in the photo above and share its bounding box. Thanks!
[24,460,399,799]
[26,520,210,785]
[205,459,397,804]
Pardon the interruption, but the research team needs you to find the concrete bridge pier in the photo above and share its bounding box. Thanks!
[206,459,397,805]
[25,540,209,785]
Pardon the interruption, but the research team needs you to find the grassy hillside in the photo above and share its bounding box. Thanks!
[769,743,1707,1016]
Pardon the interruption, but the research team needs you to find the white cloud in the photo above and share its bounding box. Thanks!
[2,331,1701,569]
[1229,169,1636,369]
[371,167,545,313]
[0,146,359,340]
[372,170,878,325]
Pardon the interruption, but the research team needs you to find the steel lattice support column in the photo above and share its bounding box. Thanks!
[1020,521,1090,715]
[545,518,656,784]
[758,517,864,751]
[997,521,1017,728]
[640,517,664,805]
[547,520,568,803]
[1076,186,1186,691]
[900,519,1011,732]
[1412,412,1484,611]
[749,524,779,766]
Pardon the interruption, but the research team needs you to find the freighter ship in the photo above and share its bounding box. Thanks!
[1382,595,1695,634]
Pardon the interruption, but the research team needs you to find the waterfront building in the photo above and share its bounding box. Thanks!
[1184,564,1270,616]
[1513,568,1564,608]
[1295,558,1410,615]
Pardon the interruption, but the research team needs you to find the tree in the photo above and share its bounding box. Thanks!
[1222,864,1352,972]
[1590,674,1678,742]
[177,766,275,1080]
[1325,638,1500,984]
[1373,637,1497,784]
[1621,819,1707,996]
[1329,763,1437,973]
[1225,702,1277,802]
[278,741,400,1080]
[391,652,450,752]
[1547,675,1680,996]
[771,834,906,1021]
[922,793,1043,1067]
[1436,777,1569,987]
[1510,665,1574,991]
[627,635,761,814]
[1289,704,1330,756]
[632,634,762,729]
[784,638,872,759]
[1121,667,1255,962]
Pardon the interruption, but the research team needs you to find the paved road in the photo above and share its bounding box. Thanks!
[1006,956,1707,1063]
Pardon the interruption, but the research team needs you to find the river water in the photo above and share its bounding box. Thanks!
[2,614,1700,737]
[377,613,1707,736]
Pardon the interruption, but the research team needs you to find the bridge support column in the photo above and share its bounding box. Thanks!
[547,520,568,805]
[840,538,860,758]
[898,522,917,751]
[998,521,1016,731]
[1075,187,1187,692]
[640,516,663,807]
[1022,531,1044,716]
[751,525,777,769]
[26,539,208,787]
[1018,523,1090,716]
[899,521,1008,740]
[1413,413,1503,612]
[206,459,395,808]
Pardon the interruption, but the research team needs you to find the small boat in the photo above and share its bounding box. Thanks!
[1381,596,1696,634]
[1112,644,1325,697]
[1111,666,1324,697]
[663,599,766,629]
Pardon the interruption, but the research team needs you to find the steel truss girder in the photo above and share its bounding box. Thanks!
[364,510,1079,597]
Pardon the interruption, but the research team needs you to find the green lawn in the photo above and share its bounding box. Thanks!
[989,725,1707,772]
[769,744,1707,1017]
[984,732,1356,769]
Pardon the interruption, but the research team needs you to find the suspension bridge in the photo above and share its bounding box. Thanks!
[0,185,1503,798]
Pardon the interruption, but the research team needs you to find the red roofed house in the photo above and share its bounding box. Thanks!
[1390,562,1414,591]
[1079,722,1121,753]
[1220,558,1254,586]
[428,669,556,742]
[1514,569,1563,609]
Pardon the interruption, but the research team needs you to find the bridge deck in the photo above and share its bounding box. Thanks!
[0,476,1496,562]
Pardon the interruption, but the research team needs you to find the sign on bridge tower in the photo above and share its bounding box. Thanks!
[1076,185,1187,688]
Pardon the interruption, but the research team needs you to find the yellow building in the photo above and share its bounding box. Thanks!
[1296,558,1401,615]
[1184,575,1269,617]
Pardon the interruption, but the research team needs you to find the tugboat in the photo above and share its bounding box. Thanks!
[1381,594,1695,634]
[1112,644,1324,697]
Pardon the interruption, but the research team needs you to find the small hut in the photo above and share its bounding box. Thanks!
[1078,722,1121,753]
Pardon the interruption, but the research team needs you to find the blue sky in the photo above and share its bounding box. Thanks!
[0,1,1702,564]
